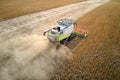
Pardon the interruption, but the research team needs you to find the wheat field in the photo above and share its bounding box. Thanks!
[51,0,120,79]
[0,0,84,20]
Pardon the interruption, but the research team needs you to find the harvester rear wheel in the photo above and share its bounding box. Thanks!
[60,39,67,44]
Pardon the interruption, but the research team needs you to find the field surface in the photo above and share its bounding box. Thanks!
[0,0,109,43]
[0,0,84,20]
[0,0,119,80]
[52,0,120,79]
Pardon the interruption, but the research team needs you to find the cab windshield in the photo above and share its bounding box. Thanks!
[51,28,59,34]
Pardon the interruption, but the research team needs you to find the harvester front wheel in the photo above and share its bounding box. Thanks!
[68,33,75,41]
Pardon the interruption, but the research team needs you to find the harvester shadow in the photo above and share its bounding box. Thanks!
[66,36,83,50]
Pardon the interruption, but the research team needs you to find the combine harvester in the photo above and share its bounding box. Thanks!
[43,19,88,45]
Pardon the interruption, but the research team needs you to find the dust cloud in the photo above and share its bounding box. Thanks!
[0,35,72,80]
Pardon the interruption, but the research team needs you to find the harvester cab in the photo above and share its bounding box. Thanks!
[43,18,88,44]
